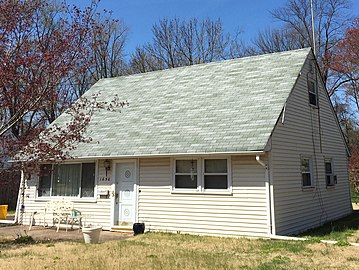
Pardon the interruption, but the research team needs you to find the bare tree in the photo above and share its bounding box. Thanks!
[254,27,308,53]
[129,17,247,73]
[89,15,128,81]
[42,8,129,124]
[129,47,164,73]
[254,0,353,95]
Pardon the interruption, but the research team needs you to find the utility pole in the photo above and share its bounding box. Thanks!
[310,0,316,56]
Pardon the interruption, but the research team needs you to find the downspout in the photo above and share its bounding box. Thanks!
[255,155,272,237]
[256,155,306,241]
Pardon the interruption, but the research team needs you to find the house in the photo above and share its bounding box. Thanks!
[20,48,352,237]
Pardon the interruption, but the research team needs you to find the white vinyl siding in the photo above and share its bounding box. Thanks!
[138,156,269,237]
[270,56,352,235]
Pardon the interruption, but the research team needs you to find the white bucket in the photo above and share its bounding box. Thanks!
[82,226,102,244]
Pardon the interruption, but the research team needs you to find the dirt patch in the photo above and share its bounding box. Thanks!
[0,225,132,243]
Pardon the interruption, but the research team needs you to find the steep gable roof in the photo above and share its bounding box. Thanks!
[56,48,311,158]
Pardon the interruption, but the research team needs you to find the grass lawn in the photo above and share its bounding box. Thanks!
[351,192,359,204]
[0,225,359,270]
[0,206,358,269]
[299,205,359,243]
[6,210,15,216]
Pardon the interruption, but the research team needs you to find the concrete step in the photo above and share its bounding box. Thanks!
[110,226,133,233]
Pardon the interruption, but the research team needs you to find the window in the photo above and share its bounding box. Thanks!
[325,159,336,186]
[173,158,230,191]
[301,158,313,187]
[204,159,228,189]
[308,80,317,106]
[53,164,81,196]
[174,159,198,189]
[81,163,96,197]
[38,164,52,197]
[38,163,96,197]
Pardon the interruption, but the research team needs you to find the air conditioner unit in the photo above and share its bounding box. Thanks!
[327,175,337,186]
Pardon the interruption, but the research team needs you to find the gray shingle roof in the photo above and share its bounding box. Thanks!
[57,48,311,158]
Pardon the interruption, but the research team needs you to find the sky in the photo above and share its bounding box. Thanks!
[68,0,359,55]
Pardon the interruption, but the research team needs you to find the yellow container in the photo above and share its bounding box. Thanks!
[0,205,8,220]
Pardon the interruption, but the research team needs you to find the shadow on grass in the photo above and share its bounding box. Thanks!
[299,210,359,241]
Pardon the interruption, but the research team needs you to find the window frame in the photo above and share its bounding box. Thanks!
[37,161,97,199]
[172,157,231,194]
[325,158,336,187]
[173,158,200,191]
[202,157,230,191]
[308,79,318,107]
[300,157,314,188]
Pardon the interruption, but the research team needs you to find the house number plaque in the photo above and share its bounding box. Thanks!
[99,176,111,182]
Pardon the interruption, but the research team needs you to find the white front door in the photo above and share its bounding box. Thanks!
[114,162,136,225]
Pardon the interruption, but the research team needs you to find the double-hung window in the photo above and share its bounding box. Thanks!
[325,159,336,186]
[173,158,230,192]
[38,163,96,198]
[38,164,52,197]
[308,80,317,106]
[204,159,228,189]
[301,158,313,187]
[174,159,198,189]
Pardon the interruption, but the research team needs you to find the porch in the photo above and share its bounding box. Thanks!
[0,225,132,243]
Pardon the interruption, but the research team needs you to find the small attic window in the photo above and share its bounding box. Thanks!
[308,80,317,106]
[309,61,314,74]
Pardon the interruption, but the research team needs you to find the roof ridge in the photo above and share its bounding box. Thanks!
[98,47,312,82]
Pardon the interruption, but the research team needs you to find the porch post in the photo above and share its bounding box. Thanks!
[18,168,25,225]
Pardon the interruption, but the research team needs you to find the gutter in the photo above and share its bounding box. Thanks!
[54,151,267,161]
[12,150,266,163]
[255,155,267,169]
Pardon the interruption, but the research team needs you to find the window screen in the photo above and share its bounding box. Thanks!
[325,160,334,186]
[175,160,197,189]
[52,164,81,196]
[204,159,228,189]
[308,81,317,106]
[81,163,96,197]
[38,164,52,197]
[301,158,312,187]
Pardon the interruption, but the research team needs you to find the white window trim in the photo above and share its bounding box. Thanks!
[301,157,314,189]
[308,79,318,107]
[171,156,232,194]
[172,157,201,192]
[36,161,98,200]
[325,158,336,188]
[202,157,232,193]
